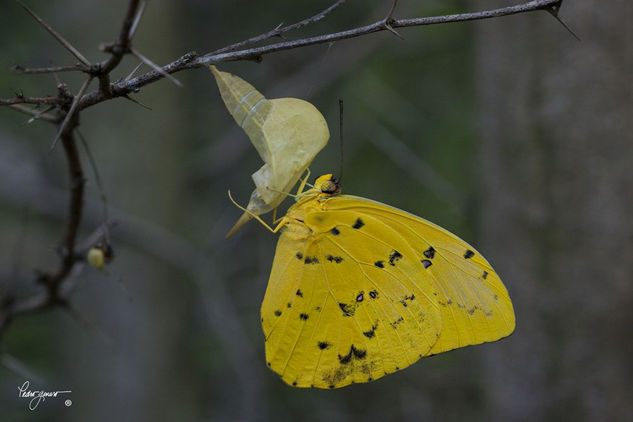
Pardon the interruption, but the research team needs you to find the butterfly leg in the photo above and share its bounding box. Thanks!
[296,167,312,195]
[227,190,286,233]
[272,207,282,225]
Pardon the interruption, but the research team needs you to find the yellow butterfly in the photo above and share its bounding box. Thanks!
[254,174,515,389]
[209,66,329,238]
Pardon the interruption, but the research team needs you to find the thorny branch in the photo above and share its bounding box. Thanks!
[0,0,569,337]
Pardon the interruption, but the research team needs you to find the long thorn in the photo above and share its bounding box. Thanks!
[130,47,183,87]
[384,24,404,39]
[16,0,91,67]
[129,0,147,39]
[124,61,144,82]
[121,94,152,110]
[385,0,399,22]
[27,105,56,123]
[546,8,580,41]
[49,77,92,152]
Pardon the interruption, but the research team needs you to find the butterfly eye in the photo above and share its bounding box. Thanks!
[320,178,341,194]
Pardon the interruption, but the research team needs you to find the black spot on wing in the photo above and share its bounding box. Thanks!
[330,227,340,235]
[356,291,364,302]
[339,302,355,317]
[374,260,384,268]
[483,271,489,279]
[423,246,435,259]
[400,294,416,307]
[369,290,378,299]
[338,350,352,364]
[318,341,331,350]
[464,249,475,259]
[296,289,303,297]
[299,313,309,320]
[351,345,366,359]
[304,256,319,264]
[388,250,403,266]
[352,218,365,229]
[421,259,432,268]
[296,252,303,260]
[338,345,367,364]
[363,322,379,339]
[287,302,292,309]
[326,255,343,264]
[274,310,282,317]
[390,316,404,329]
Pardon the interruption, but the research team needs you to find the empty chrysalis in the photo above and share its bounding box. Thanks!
[209,66,330,237]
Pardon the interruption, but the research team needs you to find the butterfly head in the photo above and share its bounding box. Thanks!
[314,174,341,196]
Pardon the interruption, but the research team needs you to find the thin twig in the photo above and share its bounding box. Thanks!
[7,104,59,122]
[209,0,346,55]
[16,0,91,67]
[12,63,87,74]
[0,96,58,106]
[99,0,142,75]
[50,77,92,151]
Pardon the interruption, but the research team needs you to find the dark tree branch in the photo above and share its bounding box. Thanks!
[99,0,142,75]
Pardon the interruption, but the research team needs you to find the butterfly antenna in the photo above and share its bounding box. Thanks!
[338,99,344,185]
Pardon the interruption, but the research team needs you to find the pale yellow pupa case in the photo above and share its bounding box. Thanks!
[209,66,330,237]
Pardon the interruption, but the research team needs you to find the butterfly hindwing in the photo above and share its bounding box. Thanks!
[262,208,442,388]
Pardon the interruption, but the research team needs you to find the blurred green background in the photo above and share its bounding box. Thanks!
[1,0,631,421]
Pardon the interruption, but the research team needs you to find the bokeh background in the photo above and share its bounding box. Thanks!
[0,0,631,420]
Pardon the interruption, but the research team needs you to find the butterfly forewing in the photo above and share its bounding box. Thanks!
[325,195,516,356]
